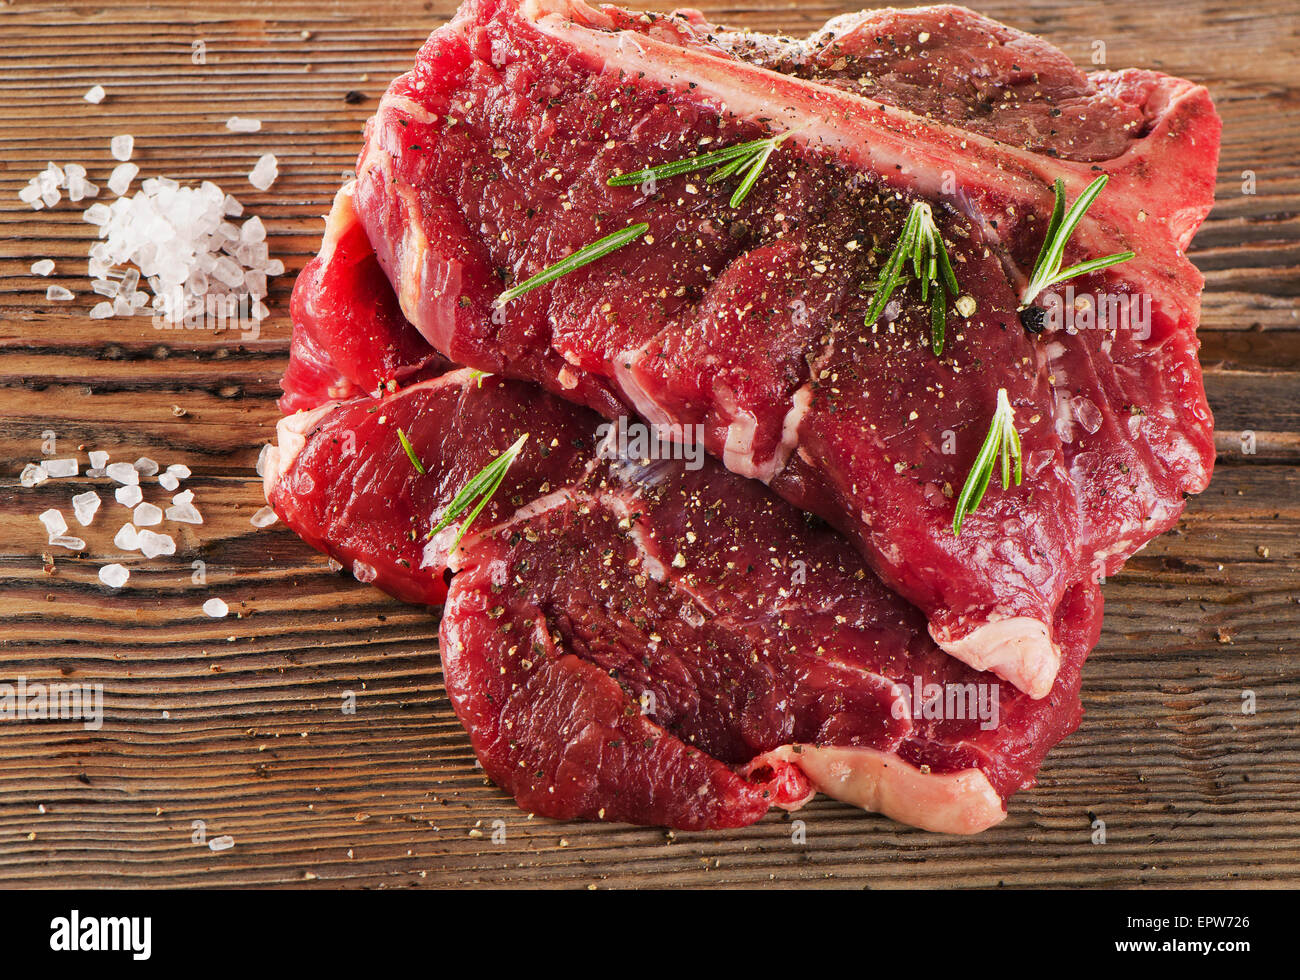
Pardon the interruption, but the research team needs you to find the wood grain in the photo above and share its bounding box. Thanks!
[0,0,1297,889]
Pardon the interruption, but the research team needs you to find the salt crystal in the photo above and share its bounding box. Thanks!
[72,491,101,526]
[106,462,139,485]
[255,444,271,478]
[83,203,111,226]
[137,529,175,558]
[250,505,278,528]
[208,834,235,851]
[134,456,159,476]
[87,451,109,477]
[248,153,278,191]
[20,463,49,488]
[89,301,114,320]
[39,509,68,538]
[172,489,194,505]
[107,162,139,196]
[165,463,191,479]
[84,85,106,104]
[31,259,55,276]
[240,215,266,243]
[115,484,143,507]
[158,472,180,491]
[43,458,78,478]
[226,117,262,133]
[92,280,119,297]
[46,285,74,301]
[203,597,229,618]
[352,560,378,584]
[113,523,140,551]
[109,134,134,161]
[98,563,130,588]
[222,194,243,217]
[166,503,203,524]
[49,534,86,551]
[133,502,163,526]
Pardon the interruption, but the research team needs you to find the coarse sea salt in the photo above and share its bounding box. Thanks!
[133,501,163,526]
[49,534,87,551]
[86,450,109,477]
[21,463,49,488]
[99,563,129,588]
[250,505,278,528]
[39,509,68,538]
[110,134,134,162]
[203,597,229,618]
[134,456,159,476]
[84,85,107,104]
[31,259,55,276]
[107,162,139,196]
[46,285,74,301]
[137,529,175,559]
[43,458,79,478]
[158,472,180,491]
[166,503,203,525]
[114,523,140,551]
[248,153,278,191]
[72,491,101,526]
[114,484,143,509]
[208,834,235,851]
[226,117,262,133]
[106,461,139,485]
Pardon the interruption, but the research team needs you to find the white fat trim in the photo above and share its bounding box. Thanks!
[932,616,1060,700]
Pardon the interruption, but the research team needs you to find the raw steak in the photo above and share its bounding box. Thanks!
[281,182,447,413]
[350,0,1219,696]
[265,368,1103,831]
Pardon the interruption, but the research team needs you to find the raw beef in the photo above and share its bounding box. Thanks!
[266,368,1103,831]
[281,182,447,413]
[349,0,1219,696]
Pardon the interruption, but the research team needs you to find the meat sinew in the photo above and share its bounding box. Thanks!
[267,369,1103,832]
[350,0,1219,697]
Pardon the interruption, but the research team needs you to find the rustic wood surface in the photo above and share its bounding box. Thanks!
[0,0,1296,889]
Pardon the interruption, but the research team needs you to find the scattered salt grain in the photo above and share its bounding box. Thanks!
[113,523,140,551]
[82,202,111,226]
[110,134,134,162]
[98,564,129,588]
[158,472,180,491]
[255,444,271,478]
[46,286,74,301]
[107,162,139,196]
[20,463,49,488]
[165,463,191,480]
[172,489,194,505]
[226,117,262,133]
[136,529,175,559]
[352,560,378,584]
[208,834,235,851]
[115,484,143,507]
[133,501,163,526]
[49,535,86,551]
[106,461,139,485]
[39,509,68,538]
[71,491,101,526]
[86,451,109,477]
[84,85,106,104]
[166,502,203,524]
[134,456,159,476]
[89,302,114,319]
[248,153,278,191]
[250,505,278,528]
[203,597,229,618]
[31,259,55,276]
[43,458,79,478]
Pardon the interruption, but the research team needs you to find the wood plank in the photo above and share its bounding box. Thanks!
[0,0,1297,888]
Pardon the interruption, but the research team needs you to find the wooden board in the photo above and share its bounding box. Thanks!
[1,0,1297,889]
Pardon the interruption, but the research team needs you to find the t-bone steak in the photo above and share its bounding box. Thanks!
[349,0,1220,698]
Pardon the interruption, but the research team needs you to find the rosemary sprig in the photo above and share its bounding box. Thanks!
[496,224,648,306]
[607,129,797,208]
[427,433,529,553]
[952,388,1022,536]
[1020,175,1135,306]
[864,201,959,355]
[397,427,426,475]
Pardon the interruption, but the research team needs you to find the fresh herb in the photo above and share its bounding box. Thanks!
[466,369,490,388]
[397,427,426,475]
[496,225,648,306]
[1021,175,1134,306]
[607,130,798,208]
[428,433,529,552]
[952,388,1022,535]
[863,201,959,355]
